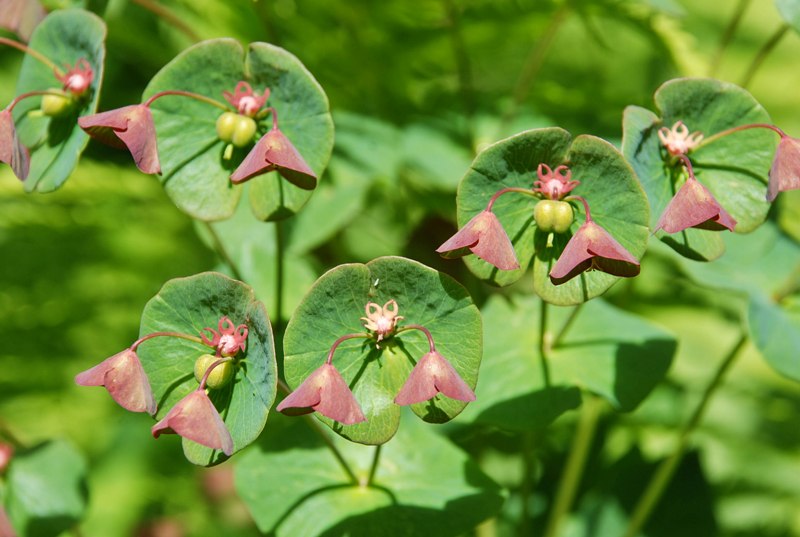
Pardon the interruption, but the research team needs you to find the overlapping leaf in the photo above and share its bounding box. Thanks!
[137,272,277,465]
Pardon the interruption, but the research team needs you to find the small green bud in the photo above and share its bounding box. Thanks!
[41,89,73,117]
[231,115,257,147]
[194,354,234,389]
[534,200,574,233]
[215,112,238,143]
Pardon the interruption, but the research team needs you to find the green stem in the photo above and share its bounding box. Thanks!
[543,394,602,537]
[539,298,552,386]
[365,444,382,487]
[0,37,62,75]
[203,222,244,282]
[275,220,285,327]
[519,431,535,537]
[708,0,751,77]
[622,332,748,537]
[130,0,201,42]
[144,90,229,111]
[276,379,359,484]
[740,23,790,89]
[551,303,583,349]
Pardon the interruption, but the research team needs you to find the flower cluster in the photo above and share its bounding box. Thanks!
[437,163,640,285]
[75,315,248,457]
[277,300,475,424]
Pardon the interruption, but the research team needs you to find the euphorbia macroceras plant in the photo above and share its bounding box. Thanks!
[437,163,641,284]
[277,299,475,424]
[75,315,248,456]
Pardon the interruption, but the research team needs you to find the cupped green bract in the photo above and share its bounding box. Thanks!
[283,257,482,445]
[143,38,333,221]
[137,272,277,466]
[622,78,775,261]
[13,9,106,192]
[457,128,649,305]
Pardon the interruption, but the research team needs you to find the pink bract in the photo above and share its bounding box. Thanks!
[436,210,520,271]
[0,109,30,181]
[222,81,269,117]
[549,220,640,285]
[395,351,476,406]
[230,127,317,189]
[75,348,157,415]
[767,135,800,202]
[655,178,736,233]
[277,363,365,425]
[78,104,161,175]
[152,389,234,456]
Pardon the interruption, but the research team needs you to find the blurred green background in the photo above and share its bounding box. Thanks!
[1,0,800,535]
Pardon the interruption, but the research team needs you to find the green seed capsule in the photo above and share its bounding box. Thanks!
[231,116,257,147]
[41,90,73,117]
[194,354,234,389]
[215,112,239,143]
[534,200,574,233]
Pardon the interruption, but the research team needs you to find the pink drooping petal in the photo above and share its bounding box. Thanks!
[550,220,640,285]
[654,178,736,233]
[0,0,46,41]
[230,128,316,189]
[75,348,157,415]
[277,363,365,425]
[152,389,234,456]
[767,136,800,202]
[395,351,476,406]
[78,105,161,175]
[0,109,30,181]
[436,210,520,270]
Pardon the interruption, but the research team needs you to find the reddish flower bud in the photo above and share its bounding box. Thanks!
[222,81,269,118]
[200,316,248,357]
[230,127,317,190]
[767,135,800,202]
[56,59,94,97]
[533,164,579,200]
[361,300,404,342]
[395,350,476,406]
[0,109,30,181]
[78,104,161,175]
[436,210,520,270]
[152,389,234,456]
[75,348,157,415]
[277,363,366,425]
[655,177,736,233]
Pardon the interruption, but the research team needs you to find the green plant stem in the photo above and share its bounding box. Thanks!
[740,23,790,89]
[708,0,751,76]
[203,222,244,282]
[144,90,229,111]
[543,394,602,537]
[539,298,552,386]
[0,37,62,75]
[622,332,748,537]
[519,431,535,537]
[275,220,285,327]
[131,0,201,42]
[276,379,359,484]
[365,444,382,487]
[551,303,583,349]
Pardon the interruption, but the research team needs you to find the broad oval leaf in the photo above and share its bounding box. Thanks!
[622,78,775,261]
[283,257,482,445]
[456,128,649,305]
[137,272,277,465]
[234,412,505,536]
[143,38,333,221]
[13,8,106,192]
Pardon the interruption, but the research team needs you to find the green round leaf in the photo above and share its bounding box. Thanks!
[776,0,800,31]
[234,412,504,536]
[4,440,87,537]
[143,38,333,221]
[13,9,106,192]
[748,293,800,382]
[457,128,649,305]
[458,294,676,430]
[283,257,482,445]
[622,78,775,260]
[138,272,277,465]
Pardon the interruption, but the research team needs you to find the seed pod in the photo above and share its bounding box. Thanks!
[194,354,234,389]
[534,200,574,233]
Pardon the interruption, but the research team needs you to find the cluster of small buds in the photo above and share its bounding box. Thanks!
[277,300,475,424]
[436,162,640,284]
[75,315,248,457]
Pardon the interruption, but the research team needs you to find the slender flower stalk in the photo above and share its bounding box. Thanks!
[0,36,62,74]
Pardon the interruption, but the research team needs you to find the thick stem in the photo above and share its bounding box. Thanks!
[203,222,245,282]
[144,90,228,111]
[275,220,285,326]
[486,187,539,212]
[622,332,748,537]
[326,333,371,365]
[708,0,751,76]
[131,331,204,351]
[276,379,359,484]
[543,395,602,537]
[396,324,436,353]
[130,0,201,42]
[740,23,790,89]
[0,37,61,74]
[539,299,552,387]
[365,444,383,487]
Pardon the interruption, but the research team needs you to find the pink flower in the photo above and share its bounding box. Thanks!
[223,81,269,117]
[549,199,640,285]
[395,351,475,406]
[277,363,366,425]
[0,109,30,181]
[436,210,520,270]
[152,389,234,456]
[75,348,157,415]
[657,121,704,157]
[533,164,580,200]
[655,177,736,233]
[229,127,317,189]
[767,135,800,202]
[200,316,248,357]
[361,300,403,342]
[78,104,161,175]
[56,59,94,97]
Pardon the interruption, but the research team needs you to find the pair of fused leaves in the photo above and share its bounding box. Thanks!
[142,38,334,222]
[455,128,650,305]
[282,256,482,445]
[622,78,775,261]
